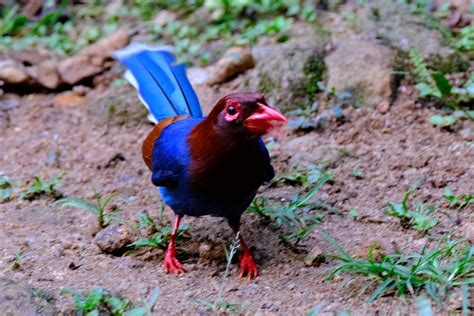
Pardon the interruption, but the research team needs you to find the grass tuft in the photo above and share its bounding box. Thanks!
[320,230,474,306]
[53,190,120,228]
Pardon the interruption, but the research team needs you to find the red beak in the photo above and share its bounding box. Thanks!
[244,102,287,135]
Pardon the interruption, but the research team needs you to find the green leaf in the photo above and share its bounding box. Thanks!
[82,287,104,310]
[415,82,435,97]
[147,287,160,308]
[428,115,457,127]
[53,197,99,215]
[86,310,99,316]
[432,73,452,97]
[367,279,394,303]
[124,307,147,316]
[318,230,351,260]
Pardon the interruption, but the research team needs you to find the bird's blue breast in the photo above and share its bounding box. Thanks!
[151,118,271,219]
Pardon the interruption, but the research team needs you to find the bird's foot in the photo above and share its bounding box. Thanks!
[163,246,186,275]
[239,250,258,281]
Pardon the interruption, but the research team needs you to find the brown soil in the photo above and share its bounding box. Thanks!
[0,81,473,315]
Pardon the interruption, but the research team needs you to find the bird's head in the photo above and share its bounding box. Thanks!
[210,93,287,136]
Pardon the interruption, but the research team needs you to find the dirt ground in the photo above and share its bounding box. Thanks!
[0,68,472,315]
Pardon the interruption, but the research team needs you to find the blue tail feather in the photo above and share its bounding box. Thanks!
[114,45,202,121]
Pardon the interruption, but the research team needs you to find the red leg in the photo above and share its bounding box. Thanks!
[164,215,186,275]
[237,232,258,280]
[229,221,258,280]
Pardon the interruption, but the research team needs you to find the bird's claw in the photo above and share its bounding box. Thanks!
[163,248,186,275]
[239,251,258,281]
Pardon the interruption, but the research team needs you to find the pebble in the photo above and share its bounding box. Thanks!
[93,225,131,255]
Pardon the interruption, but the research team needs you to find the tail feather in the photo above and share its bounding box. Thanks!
[114,44,202,122]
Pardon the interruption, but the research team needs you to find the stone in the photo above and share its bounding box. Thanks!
[377,100,390,113]
[86,84,148,125]
[0,60,30,85]
[231,25,328,111]
[356,3,455,61]
[94,225,131,255]
[325,37,394,107]
[28,60,61,89]
[58,29,131,85]
[304,246,325,266]
[207,47,255,85]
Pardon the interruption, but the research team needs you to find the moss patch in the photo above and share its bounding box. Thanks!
[303,58,326,100]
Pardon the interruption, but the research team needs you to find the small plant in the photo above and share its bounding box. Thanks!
[195,237,242,314]
[127,225,188,249]
[349,209,359,220]
[21,173,64,200]
[442,187,473,211]
[274,164,328,188]
[4,251,24,272]
[454,25,474,51]
[128,211,189,250]
[321,231,474,306]
[61,287,159,316]
[385,189,438,232]
[249,171,332,246]
[409,49,474,127]
[350,169,363,179]
[0,174,14,202]
[53,191,119,228]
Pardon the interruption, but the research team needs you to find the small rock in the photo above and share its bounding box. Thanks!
[87,84,148,125]
[0,60,31,85]
[58,29,131,85]
[325,37,394,108]
[94,225,131,255]
[304,246,325,266]
[207,47,255,85]
[28,60,60,89]
[53,91,83,107]
[377,100,390,114]
[97,261,110,270]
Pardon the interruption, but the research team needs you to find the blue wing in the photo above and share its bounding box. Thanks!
[114,44,202,121]
[150,118,203,186]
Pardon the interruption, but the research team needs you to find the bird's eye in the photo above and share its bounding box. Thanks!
[228,106,236,115]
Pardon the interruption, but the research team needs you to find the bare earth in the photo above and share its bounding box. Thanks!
[0,76,472,315]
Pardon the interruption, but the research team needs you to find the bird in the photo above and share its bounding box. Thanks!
[114,45,287,279]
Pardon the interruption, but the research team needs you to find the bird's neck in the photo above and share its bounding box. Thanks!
[188,117,255,159]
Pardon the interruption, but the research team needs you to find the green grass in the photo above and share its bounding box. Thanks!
[384,188,438,232]
[442,187,473,211]
[127,211,189,250]
[61,287,159,316]
[273,164,329,188]
[4,251,24,272]
[0,174,14,202]
[249,171,332,246]
[53,191,120,228]
[409,49,474,126]
[0,1,317,65]
[320,231,473,309]
[21,173,64,200]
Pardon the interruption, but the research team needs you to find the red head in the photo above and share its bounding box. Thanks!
[208,93,287,136]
